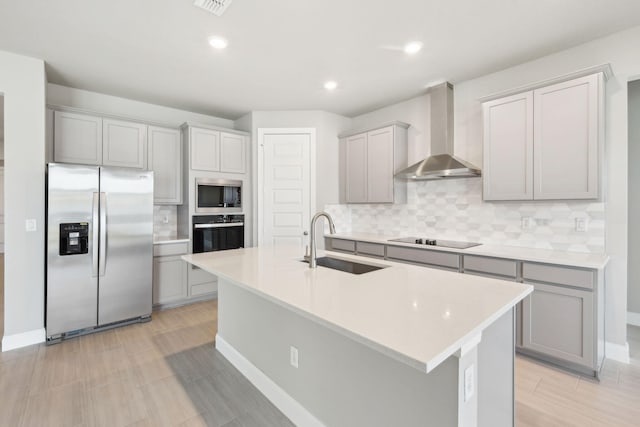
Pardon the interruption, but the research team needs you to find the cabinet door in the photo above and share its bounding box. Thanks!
[190,127,220,171]
[220,132,246,173]
[366,126,394,203]
[345,133,368,203]
[533,74,600,199]
[482,92,533,200]
[522,282,594,367]
[153,256,187,305]
[148,126,182,204]
[54,111,103,165]
[102,118,147,169]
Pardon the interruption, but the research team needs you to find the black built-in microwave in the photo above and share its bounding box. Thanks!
[195,178,242,213]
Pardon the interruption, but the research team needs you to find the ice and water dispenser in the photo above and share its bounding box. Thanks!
[59,222,89,256]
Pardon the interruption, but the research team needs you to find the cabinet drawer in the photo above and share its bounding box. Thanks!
[356,242,385,257]
[188,266,217,286]
[330,239,356,253]
[463,255,517,278]
[153,242,188,257]
[191,281,217,296]
[386,246,460,269]
[522,262,594,290]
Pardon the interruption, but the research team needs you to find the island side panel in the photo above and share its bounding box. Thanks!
[217,279,460,427]
[478,309,515,427]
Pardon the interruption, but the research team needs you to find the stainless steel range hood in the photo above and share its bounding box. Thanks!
[395,82,481,180]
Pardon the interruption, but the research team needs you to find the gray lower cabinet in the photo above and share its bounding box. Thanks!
[153,255,187,305]
[324,237,604,375]
[521,282,594,368]
[520,262,600,373]
[153,241,217,307]
[153,242,189,306]
[386,245,460,271]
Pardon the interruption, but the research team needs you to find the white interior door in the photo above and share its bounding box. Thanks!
[259,129,315,250]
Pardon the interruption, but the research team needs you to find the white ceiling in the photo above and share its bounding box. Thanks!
[1,0,639,120]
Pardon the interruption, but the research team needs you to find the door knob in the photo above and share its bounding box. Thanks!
[303,231,309,236]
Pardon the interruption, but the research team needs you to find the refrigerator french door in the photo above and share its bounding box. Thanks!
[46,163,153,341]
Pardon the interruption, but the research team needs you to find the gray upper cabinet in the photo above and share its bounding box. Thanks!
[54,111,149,170]
[54,111,103,165]
[341,122,408,204]
[345,133,368,203]
[482,92,534,201]
[148,126,182,204]
[102,118,147,169]
[533,74,601,199]
[482,71,604,201]
[188,126,248,174]
[190,127,220,172]
[220,132,246,174]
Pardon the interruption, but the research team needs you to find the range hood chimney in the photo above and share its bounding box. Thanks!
[395,82,481,180]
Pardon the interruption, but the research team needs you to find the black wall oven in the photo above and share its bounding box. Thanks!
[192,214,244,253]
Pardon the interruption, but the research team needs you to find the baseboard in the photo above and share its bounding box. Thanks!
[605,340,630,364]
[628,311,640,327]
[216,334,325,427]
[2,328,46,352]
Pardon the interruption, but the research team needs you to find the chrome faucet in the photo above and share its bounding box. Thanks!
[307,211,336,268]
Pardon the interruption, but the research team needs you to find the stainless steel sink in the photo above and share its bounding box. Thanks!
[302,257,387,275]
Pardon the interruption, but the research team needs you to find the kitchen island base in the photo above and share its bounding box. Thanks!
[216,279,515,427]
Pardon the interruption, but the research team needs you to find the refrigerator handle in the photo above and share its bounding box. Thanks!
[99,192,107,277]
[92,192,100,277]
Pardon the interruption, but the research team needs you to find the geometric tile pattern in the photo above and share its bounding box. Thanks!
[325,178,605,253]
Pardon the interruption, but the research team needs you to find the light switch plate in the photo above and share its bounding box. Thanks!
[464,365,475,403]
[25,219,37,232]
[290,346,299,368]
[521,217,534,230]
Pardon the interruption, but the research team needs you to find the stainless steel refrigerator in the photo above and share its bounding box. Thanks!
[46,163,154,342]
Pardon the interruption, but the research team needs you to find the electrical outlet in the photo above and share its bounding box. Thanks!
[464,365,475,403]
[290,346,299,368]
[162,215,169,224]
[575,218,588,232]
[25,219,37,232]
[521,217,533,230]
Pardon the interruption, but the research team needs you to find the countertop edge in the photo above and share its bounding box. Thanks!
[182,250,532,374]
[327,233,610,270]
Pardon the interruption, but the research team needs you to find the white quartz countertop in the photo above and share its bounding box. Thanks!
[329,232,610,270]
[183,246,532,373]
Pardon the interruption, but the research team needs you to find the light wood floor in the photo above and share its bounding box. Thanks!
[0,299,293,427]
[0,278,639,426]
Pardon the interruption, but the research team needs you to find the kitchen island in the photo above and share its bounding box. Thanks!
[183,247,532,427]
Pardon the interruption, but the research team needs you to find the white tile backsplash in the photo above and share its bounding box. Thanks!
[325,178,605,253]
[153,205,178,240]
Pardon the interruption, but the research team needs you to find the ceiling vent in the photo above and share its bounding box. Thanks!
[193,0,233,16]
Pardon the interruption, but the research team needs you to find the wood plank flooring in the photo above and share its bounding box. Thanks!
[1,257,640,426]
[0,299,294,427]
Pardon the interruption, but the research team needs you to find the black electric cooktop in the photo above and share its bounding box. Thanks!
[388,237,482,250]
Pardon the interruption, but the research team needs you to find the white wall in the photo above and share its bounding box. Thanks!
[47,84,235,129]
[236,110,352,245]
[0,50,47,348]
[628,80,640,316]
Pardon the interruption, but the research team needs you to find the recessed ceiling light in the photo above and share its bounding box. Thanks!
[404,42,423,55]
[209,36,228,50]
[324,81,338,91]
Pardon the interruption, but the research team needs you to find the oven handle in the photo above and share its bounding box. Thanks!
[194,222,244,229]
